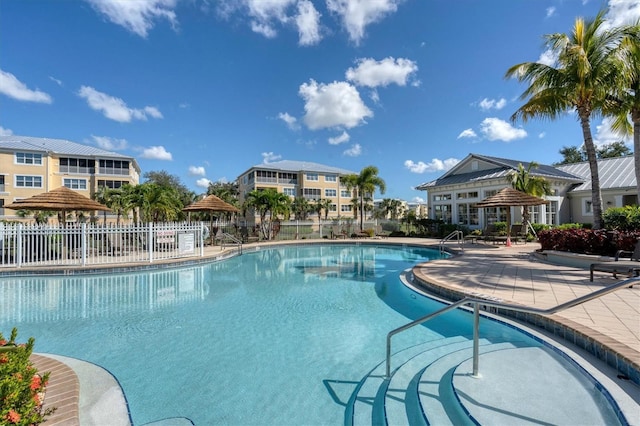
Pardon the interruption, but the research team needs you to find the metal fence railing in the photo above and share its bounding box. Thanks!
[0,222,211,268]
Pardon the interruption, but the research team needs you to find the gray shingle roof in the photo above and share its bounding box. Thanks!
[556,156,636,191]
[248,160,355,175]
[0,135,132,160]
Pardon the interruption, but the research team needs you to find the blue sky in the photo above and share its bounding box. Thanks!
[1,0,638,203]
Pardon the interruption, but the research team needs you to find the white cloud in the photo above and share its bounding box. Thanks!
[90,135,128,151]
[49,76,63,86]
[345,57,418,88]
[141,145,172,160]
[246,0,295,39]
[78,86,163,122]
[404,158,460,174]
[299,79,372,130]
[326,0,402,45]
[296,0,322,46]
[343,143,362,157]
[86,0,178,38]
[262,151,281,163]
[594,117,631,146]
[278,112,299,130]
[457,129,477,139]
[538,49,557,66]
[196,178,212,188]
[478,97,506,111]
[412,196,425,203]
[188,166,206,176]
[603,0,640,29]
[328,131,350,145]
[538,132,546,138]
[0,70,52,103]
[0,126,13,136]
[480,117,527,142]
[546,6,556,18]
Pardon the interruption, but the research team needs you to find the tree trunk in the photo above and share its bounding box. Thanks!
[633,109,640,204]
[579,113,604,229]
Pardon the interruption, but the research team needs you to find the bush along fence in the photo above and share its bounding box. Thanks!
[0,222,210,268]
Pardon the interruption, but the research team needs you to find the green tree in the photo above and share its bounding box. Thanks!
[554,141,632,165]
[138,182,182,223]
[608,22,640,203]
[506,10,628,229]
[93,185,112,225]
[314,198,332,220]
[244,189,291,240]
[291,196,310,220]
[342,166,386,231]
[380,198,403,220]
[207,181,239,207]
[506,162,552,226]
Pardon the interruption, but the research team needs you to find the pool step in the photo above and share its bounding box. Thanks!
[348,337,517,426]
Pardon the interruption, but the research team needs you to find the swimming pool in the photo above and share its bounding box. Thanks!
[0,244,626,424]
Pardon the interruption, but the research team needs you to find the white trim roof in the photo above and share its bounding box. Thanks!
[240,160,354,177]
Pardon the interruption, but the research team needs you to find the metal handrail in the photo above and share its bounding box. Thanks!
[216,232,243,254]
[385,275,638,378]
[439,230,464,252]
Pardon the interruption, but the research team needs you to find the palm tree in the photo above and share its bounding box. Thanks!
[314,198,332,220]
[342,166,386,231]
[609,22,640,203]
[506,162,552,227]
[291,196,310,220]
[244,189,290,240]
[505,10,628,229]
[93,185,112,225]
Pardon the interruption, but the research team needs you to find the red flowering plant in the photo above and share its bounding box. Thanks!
[0,328,55,425]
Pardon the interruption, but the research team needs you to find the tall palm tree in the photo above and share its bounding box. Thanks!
[244,189,290,240]
[342,166,386,231]
[505,10,628,229]
[291,196,310,220]
[609,22,640,203]
[506,162,552,226]
[314,198,332,220]
[93,185,112,225]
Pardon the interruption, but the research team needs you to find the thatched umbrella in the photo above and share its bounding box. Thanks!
[475,187,548,246]
[183,195,240,242]
[5,186,111,225]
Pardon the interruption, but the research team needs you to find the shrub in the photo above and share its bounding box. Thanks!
[538,228,640,255]
[1,328,55,425]
[603,205,640,231]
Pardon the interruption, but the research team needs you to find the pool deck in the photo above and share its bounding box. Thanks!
[9,237,639,424]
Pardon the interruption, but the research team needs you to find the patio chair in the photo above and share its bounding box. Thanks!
[590,240,640,283]
[509,224,528,244]
[375,225,391,238]
[332,226,347,239]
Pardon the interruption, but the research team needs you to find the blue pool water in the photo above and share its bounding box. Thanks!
[0,244,622,424]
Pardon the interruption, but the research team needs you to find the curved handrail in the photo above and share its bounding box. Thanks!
[385,275,638,378]
[216,232,243,254]
[439,230,464,252]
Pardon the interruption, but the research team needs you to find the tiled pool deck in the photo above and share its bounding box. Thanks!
[6,237,638,424]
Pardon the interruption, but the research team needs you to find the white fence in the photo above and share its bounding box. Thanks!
[0,222,211,268]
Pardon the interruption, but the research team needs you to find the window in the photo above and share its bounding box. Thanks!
[15,175,42,188]
[64,178,87,190]
[99,159,129,175]
[341,205,352,212]
[486,207,507,224]
[547,201,558,225]
[325,189,337,197]
[584,200,593,215]
[283,187,296,197]
[433,194,451,201]
[303,188,321,200]
[0,199,3,216]
[15,152,42,165]
[0,175,4,192]
[278,172,297,184]
[306,173,318,181]
[457,191,478,199]
[340,190,351,198]
[329,204,337,212]
[60,157,95,174]
[325,174,337,182]
[484,189,497,198]
[457,204,479,226]
[98,180,127,189]
[434,204,452,223]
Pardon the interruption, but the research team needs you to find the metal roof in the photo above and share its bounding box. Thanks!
[243,160,355,176]
[556,156,636,191]
[0,135,134,160]
[415,153,583,190]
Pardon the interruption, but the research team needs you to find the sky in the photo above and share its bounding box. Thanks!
[1,0,639,203]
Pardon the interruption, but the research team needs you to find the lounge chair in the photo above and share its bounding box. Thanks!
[240,226,259,243]
[332,226,347,239]
[375,225,390,238]
[509,224,528,244]
[590,241,640,282]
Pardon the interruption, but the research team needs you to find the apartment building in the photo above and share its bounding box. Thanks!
[0,135,140,219]
[236,160,355,224]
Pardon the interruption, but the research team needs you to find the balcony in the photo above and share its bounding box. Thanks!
[59,166,95,174]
